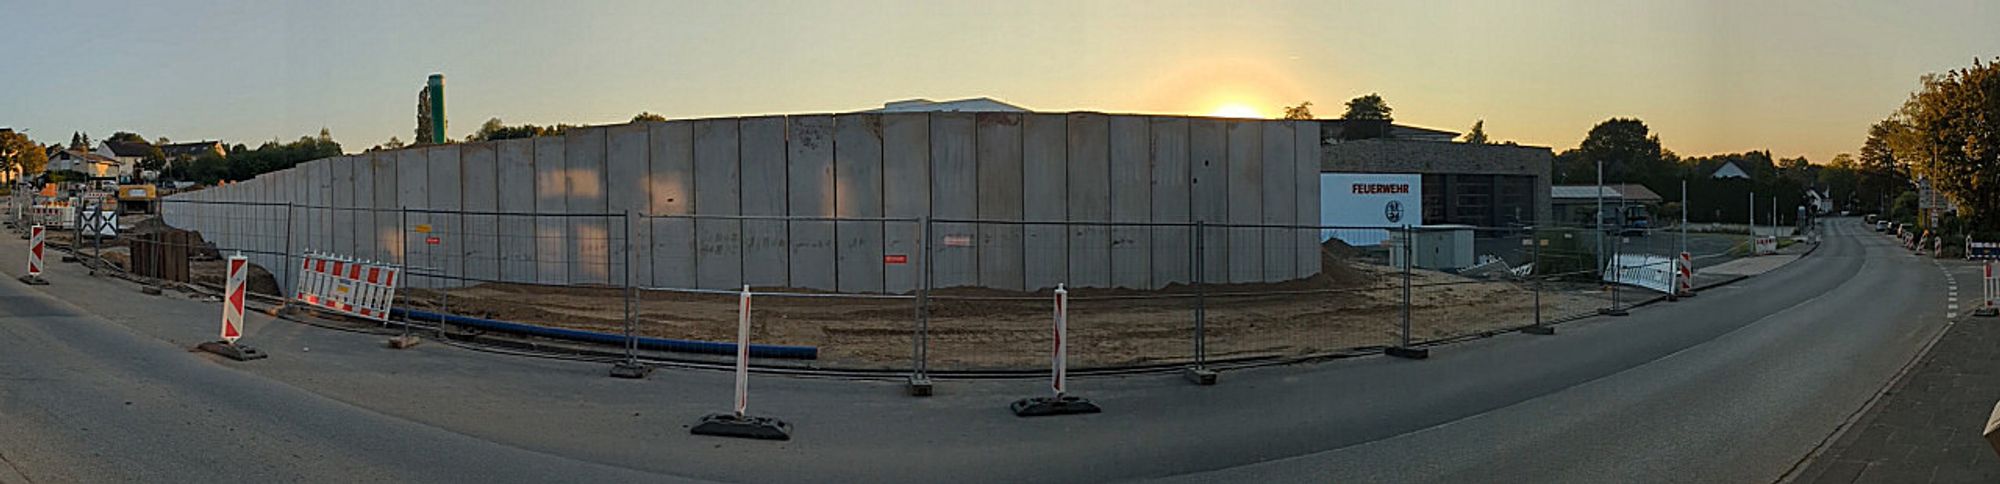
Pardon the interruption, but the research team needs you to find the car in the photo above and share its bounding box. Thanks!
[1875,221,1888,232]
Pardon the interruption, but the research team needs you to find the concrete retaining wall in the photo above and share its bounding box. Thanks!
[163,113,1321,293]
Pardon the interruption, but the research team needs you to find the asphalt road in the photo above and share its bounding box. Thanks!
[0,217,1945,483]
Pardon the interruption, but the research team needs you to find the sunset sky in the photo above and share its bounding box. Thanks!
[4,0,1995,162]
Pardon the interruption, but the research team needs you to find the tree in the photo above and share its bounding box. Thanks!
[370,136,406,152]
[1461,120,1489,144]
[0,130,49,178]
[1341,94,1392,121]
[465,117,561,142]
[1281,102,1313,120]
[1563,118,1668,189]
[632,112,668,123]
[1895,58,2000,228]
[107,131,148,145]
[69,131,92,150]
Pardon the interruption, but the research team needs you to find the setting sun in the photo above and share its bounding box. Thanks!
[1208,103,1265,119]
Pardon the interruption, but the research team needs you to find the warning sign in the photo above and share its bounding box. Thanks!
[426,236,442,245]
[883,254,908,264]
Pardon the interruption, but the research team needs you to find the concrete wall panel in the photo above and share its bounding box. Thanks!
[785,115,837,291]
[350,154,376,262]
[495,138,536,282]
[426,146,464,287]
[833,114,884,293]
[1225,121,1263,283]
[738,116,789,287]
[310,159,332,261]
[370,153,400,265]
[1294,121,1321,279]
[975,113,1024,291]
[1188,119,1229,284]
[1261,121,1296,281]
[648,121,696,289]
[532,137,568,284]
[1021,114,1068,291]
[1065,113,1110,288]
[930,112,977,289]
[693,119,743,290]
[331,156,356,259]
[1108,115,1152,289]
[461,143,500,284]
[606,123,651,287]
[1149,118,1191,287]
[565,128,610,285]
[879,113,927,294]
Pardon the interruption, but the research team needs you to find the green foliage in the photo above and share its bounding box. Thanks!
[1533,228,1598,281]
[47,170,87,184]
[1461,120,1488,144]
[465,117,567,142]
[106,132,147,144]
[1281,102,1313,120]
[1891,191,1919,223]
[0,130,48,176]
[164,134,342,185]
[1341,94,1392,121]
[1896,58,2000,229]
[631,112,668,123]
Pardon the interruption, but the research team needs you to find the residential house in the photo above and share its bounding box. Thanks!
[160,140,226,160]
[94,141,150,180]
[47,149,122,179]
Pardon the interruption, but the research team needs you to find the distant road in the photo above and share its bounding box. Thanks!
[0,218,1943,483]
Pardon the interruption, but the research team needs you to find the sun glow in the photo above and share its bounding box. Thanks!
[1208,103,1265,119]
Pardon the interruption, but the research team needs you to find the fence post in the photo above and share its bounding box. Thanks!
[612,210,649,379]
[391,206,421,346]
[1184,221,1216,384]
[1387,225,1428,359]
[1601,228,1630,317]
[281,202,296,312]
[908,216,933,396]
[1524,227,1553,335]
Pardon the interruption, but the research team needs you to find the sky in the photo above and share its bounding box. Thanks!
[3,0,1995,163]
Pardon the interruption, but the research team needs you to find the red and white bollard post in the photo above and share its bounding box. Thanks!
[1012,284,1101,417]
[18,225,48,285]
[196,254,268,361]
[1676,252,1695,298]
[1978,262,1998,317]
[691,285,792,440]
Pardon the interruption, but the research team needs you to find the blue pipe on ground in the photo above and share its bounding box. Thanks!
[391,308,818,360]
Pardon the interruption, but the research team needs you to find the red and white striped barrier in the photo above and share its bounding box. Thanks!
[193,254,266,360]
[28,204,74,230]
[734,285,751,417]
[1755,236,1779,255]
[1982,262,1998,314]
[19,225,47,285]
[294,251,401,321]
[1052,284,1069,396]
[690,285,793,440]
[1677,252,1694,295]
[1009,283,1100,416]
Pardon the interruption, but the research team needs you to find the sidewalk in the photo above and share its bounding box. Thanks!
[1799,270,2000,483]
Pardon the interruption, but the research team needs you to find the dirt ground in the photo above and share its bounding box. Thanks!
[387,245,1611,371]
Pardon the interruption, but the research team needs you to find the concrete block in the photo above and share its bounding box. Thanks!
[606,122,651,287]
[833,114,884,293]
[565,127,610,286]
[1261,121,1296,282]
[880,113,928,294]
[427,146,464,287]
[1294,120,1322,279]
[976,113,1024,291]
[1226,120,1264,283]
[461,142,501,284]
[693,119,743,290]
[786,115,837,291]
[495,138,537,283]
[1188,119,1229,284]
[533,136,569,285]
[1021,113,1068,291]
[1109,115,1151,289]
[1066,113,1110,288]
[648,121,696,289]
[331,156,355,258]
[1150,117,1192,288]
[738,116,789,287]
[930,112,977,289]
[370,153,400,265]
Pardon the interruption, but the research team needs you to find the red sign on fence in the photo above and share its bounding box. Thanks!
[883,254,908,264]
[425,236,441,245]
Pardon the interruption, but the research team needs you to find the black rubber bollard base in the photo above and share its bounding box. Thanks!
[690,413,792,440]
[60,255,77,263]
[1598,307,1631,317]
[196,341,268,361]
[387,334,423,349]
[141,286,163,296]
[1522,325,1556,335]
[1183,366,1218,385]
[609,361,651,379]
[1975,307,1998,318]
[1011,395,1102,417]
[17,275,47,286]
[1385,346,1430,359]
[907,375,934,396]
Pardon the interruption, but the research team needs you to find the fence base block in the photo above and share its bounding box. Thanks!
[17,275,47,286]
[1385,346,1430,359]
[691,413,792,440]
[387,334,423,350]
[141,286,162,296]
[1011,394,1101,417]
[608,361,651,379]
[1522,325,1556,335]
[1975,308,1998,318]
[907,375,934,396]
[1182,366,1218,385]
[60,255,78,263]
[1598,307,1631,317]
[196,341,268,361]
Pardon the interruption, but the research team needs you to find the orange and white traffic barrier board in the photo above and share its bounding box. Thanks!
[293,251,401,322]
[18,225,47,285]
[195,254,267,360]
[690,285,792,440]
[1010,283,1100,416]
[1979,263,1999,317]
